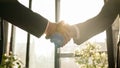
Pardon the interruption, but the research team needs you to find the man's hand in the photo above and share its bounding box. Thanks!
[45,21,73,47]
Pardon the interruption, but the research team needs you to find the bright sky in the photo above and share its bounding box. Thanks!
[60,0,104,25]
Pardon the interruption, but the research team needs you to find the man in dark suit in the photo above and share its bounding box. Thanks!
[0,0,71,44]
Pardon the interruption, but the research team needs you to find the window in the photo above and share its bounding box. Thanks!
[6,0,118,68]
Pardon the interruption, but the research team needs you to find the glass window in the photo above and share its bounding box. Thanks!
[29,0,55,68]
[9,0,110,68]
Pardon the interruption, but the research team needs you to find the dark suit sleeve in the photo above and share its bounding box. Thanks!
[0,0,48,37]
[73,0,120,44]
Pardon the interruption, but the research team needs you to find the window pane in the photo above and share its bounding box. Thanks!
[14,27,27,67]
[29,0,55,68]
[29,36,55,68]
[60,58,79,68]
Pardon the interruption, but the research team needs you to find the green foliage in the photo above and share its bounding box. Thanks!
[0,52,23,68]
[75,42,108,68]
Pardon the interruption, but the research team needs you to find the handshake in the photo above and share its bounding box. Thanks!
[45,21,80,47]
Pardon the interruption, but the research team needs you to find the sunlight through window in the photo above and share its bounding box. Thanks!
[59,0,107,68]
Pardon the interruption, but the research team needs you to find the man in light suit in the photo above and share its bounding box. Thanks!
[69,0,120,45]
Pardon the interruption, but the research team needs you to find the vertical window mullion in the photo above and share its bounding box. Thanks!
[10,25,15,52]
[26,32,30,68]
[106,27,115,68]
[25,0,32,68]
[55,0,61,68]
[104,0,115,68]
[0,18,4,64]
[0,19,9,63]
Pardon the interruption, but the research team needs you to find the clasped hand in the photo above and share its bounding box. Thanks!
[45,21,76,47]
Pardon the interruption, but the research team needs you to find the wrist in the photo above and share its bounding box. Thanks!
[45,21,57,37]
[45,21,50,34]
